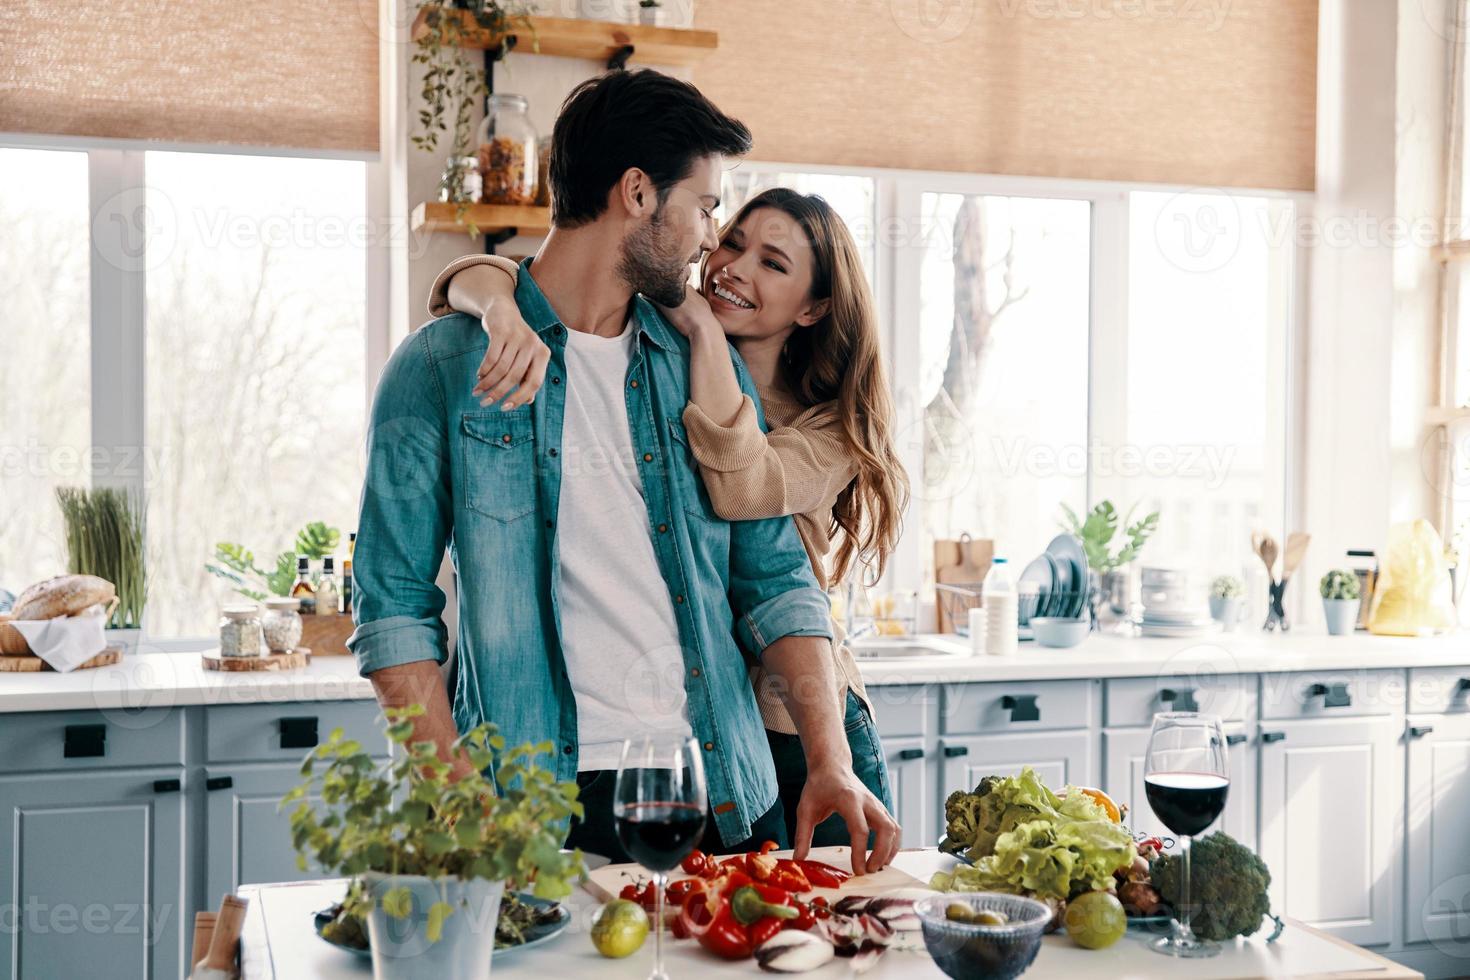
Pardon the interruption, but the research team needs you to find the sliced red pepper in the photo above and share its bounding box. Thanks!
[758,839,781,855]
[770,859,812,893]
[667,877,706,903]
[679,870,799,959]
[794,859,852,889]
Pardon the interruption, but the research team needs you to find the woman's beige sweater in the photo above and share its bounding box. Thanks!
[425,255,871,735]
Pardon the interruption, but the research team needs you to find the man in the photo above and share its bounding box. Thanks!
[350,69,898,871]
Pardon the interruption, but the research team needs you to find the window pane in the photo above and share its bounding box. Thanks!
[918,194,1092,575]
[145,151,366,636]
[721,171,877,285]
[0,148,91,593]
[1106,190,1290,598]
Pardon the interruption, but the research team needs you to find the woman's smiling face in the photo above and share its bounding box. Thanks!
[701,207,828,340]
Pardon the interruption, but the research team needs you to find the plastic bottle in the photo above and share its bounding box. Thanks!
[983,558,1019,656]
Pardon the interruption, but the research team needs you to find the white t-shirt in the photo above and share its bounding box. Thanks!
[557,319,693,770]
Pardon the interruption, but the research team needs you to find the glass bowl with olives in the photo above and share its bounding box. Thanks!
[914,893,1052,980]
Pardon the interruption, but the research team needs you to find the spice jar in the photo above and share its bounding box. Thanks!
[475,94,538,205]
[219,605,262,658]
[262,596,303,654]
[438,155,483,204]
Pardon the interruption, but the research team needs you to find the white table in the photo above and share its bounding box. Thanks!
[238,851,1421,979]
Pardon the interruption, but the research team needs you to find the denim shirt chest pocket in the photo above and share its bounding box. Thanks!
[461,410,537,523]
[664,417,727,531]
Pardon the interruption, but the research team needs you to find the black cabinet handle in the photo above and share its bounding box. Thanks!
[942,745,969,758]
[152,778,181,794]
[1458,678,1470,692]
[1226,733,1247,746]
[1261,731,1287,743]
[897,748,925,761]
[206,775,234,791]
[1000,694,1040,723]
[279,716,319,750]
[63,724,106,759]
[1160,688,1200,712]
[1409,725,1435,738]
[1306,683,1352,708]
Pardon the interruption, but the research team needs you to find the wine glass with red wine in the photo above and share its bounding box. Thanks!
[1144,711,1229,959]
[614,735,707,980]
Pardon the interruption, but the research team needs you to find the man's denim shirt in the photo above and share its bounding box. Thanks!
[349,259,833,843]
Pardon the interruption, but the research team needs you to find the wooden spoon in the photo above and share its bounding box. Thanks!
[1259,535,1279,582]
[1281,532,1311,582]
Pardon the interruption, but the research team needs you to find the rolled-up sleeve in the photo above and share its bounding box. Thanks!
[349,329,453,676]
[722,351,833,656]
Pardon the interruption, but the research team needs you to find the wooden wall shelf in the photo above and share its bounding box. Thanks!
[411,201,552,236]
[410,11,718,67]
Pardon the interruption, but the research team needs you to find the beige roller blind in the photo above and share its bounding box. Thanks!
[692,0,1317,191]
[1,0,379,153]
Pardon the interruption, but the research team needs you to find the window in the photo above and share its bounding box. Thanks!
[143,151,367,636]
[0,148,92,592]
[721,170,877,283]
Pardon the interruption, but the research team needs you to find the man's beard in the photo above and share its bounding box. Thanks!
[616,202,696,307]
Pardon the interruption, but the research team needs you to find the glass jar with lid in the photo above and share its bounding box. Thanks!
[475,94,538,205]
[219,605,262,658]
[261,596,303,654]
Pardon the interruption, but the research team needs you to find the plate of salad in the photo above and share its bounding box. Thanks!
[314,890,569,959]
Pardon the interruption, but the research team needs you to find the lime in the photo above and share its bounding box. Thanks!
[1064,891,1127,950]
[590,899,649,958]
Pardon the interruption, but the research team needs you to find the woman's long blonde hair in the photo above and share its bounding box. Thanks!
[706,188,910,586]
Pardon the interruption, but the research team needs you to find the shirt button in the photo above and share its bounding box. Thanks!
[691,667,701,677]
[630,379,639,389]
[643,453,654,463]
[545,519,554,529]
[552,377,561,385]
[703,741,714,752]
[549,449,558,457]
[675,595,685,604]
[657,523,668,533]
[563,744,574,755]
[501,434,511,443]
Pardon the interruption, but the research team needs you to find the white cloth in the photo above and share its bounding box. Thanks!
[9,612,107,672]
[557,319,692,770]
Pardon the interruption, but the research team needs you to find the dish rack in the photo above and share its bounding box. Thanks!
[938,583,1091,636]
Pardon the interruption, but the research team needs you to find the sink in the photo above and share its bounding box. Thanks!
[849,638,963,660]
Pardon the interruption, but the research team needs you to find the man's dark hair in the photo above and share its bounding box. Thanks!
[547,69,752,228]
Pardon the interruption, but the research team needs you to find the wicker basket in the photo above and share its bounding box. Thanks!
[0,614,30,656]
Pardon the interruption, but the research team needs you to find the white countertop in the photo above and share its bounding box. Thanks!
[238,849,1421,979]
[2,630,1467,712]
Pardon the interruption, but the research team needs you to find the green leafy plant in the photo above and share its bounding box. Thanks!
[284,704,585,944]
[1058,501,1160,573]
[55,487,146,629]
[1319,569,1361,601]
[205,522,339,601]
[1210,575,1244,600]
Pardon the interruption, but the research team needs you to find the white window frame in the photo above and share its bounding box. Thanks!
[1,132,389,648]
[734,160,1307,615]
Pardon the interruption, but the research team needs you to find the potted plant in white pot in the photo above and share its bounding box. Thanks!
[1208,575,1244,630]
[284,704,585,980]
[1320,569,1361,636]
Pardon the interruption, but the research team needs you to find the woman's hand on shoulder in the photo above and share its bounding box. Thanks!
[472,300,550,410]
[655,283,725,343]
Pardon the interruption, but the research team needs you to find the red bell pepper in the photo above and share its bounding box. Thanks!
[678,870,800,959]
[795,859,852,889]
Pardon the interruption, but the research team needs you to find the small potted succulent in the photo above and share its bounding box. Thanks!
[1208,575,1245,630]
[285,705,584,980]
[1319,569,1362,636]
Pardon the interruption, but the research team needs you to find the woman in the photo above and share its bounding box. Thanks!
[423,188,910,848]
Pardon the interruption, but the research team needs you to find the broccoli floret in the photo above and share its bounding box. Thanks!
[1150,832,1272,942]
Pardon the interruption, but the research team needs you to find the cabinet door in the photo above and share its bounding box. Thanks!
[0,770,185,980]
[1258,716,1401,946]
[205,761,335,903]
[1102,723,1256,851]
[1405,713,1470,944]
[883,736,935,848]
[939,731,1093,806]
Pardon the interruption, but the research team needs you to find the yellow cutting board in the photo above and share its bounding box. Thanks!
[583,845,928,903]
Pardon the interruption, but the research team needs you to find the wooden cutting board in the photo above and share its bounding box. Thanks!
[583,845,928,903]
[202,649,310,672]
[0,646,122,672]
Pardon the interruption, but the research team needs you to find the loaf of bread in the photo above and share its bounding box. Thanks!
[11,574,116,621]
[0,613,30,656]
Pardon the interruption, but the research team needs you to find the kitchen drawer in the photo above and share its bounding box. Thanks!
[206,700,388,763]
[1408,665,1470,714]
[866,685,931,738]
[1105,674,1256,727]
[0,707,184,772]
[1259,669,1405,720]
[941,679,1096,734]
